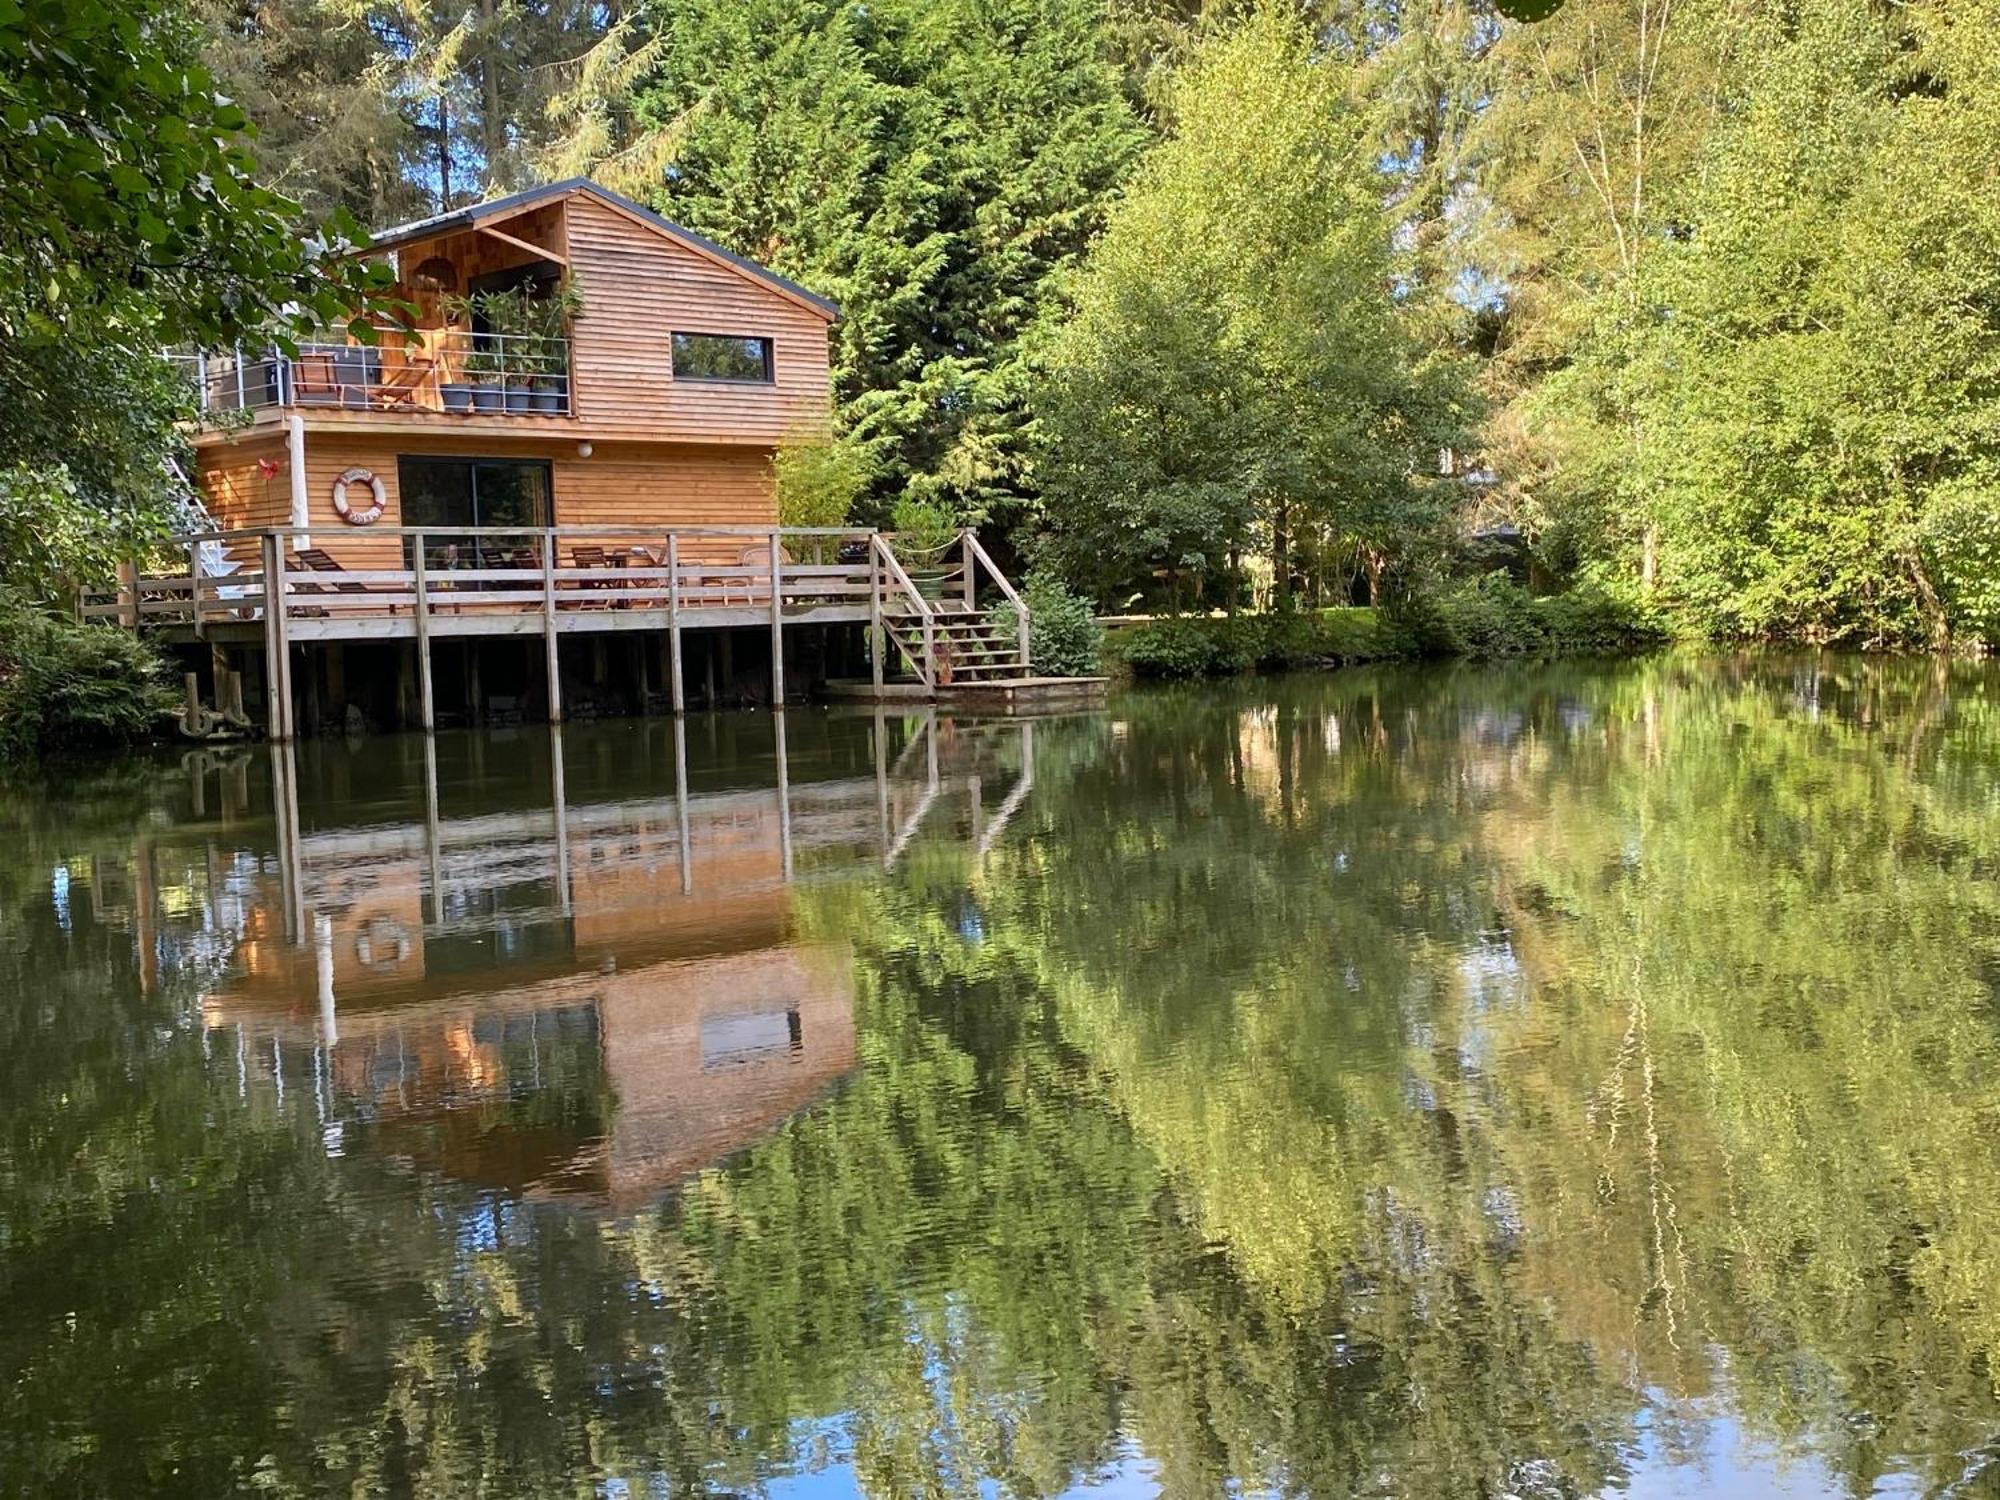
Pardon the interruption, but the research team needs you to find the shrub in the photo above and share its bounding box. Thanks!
[773,435,872,530]
[1112,607,1400,679]
[0,599,176,759]
[1006,571,1104,677]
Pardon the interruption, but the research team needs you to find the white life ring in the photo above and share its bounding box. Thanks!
[332,467,387,526]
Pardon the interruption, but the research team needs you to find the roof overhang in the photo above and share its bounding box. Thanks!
[367,179,841,322]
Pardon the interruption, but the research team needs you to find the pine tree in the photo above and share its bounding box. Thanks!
[574,0,1148,522]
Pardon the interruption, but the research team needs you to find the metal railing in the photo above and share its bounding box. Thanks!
[167,331,574,420]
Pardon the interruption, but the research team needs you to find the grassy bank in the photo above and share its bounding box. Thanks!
[1105,581,1667,680]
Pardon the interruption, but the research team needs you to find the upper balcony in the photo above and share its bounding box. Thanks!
[171,331,574,423]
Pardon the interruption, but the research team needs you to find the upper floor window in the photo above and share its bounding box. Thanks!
[672,332,774,384]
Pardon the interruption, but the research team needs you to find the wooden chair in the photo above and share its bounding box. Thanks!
[295,547,402,615]
[292,353,340,406]
[571,545,614,609]
[371,355,436,409]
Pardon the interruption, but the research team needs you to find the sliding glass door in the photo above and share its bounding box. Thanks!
[398,457,552,573]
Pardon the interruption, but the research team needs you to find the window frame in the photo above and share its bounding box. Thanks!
[669,331,777,386]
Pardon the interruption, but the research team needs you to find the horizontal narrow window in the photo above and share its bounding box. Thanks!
[671,332,774,384]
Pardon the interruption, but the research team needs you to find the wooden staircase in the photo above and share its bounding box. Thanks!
[883,605,1026,684]
[871,530,1032,692]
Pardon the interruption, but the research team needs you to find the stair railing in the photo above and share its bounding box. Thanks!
[871,533,936,689]
[961,529,1032,672]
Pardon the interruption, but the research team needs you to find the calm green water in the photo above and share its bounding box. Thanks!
[4,656,2000,1498]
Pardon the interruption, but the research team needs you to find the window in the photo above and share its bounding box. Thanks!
[671,332,774,384]
[397,457,552,571]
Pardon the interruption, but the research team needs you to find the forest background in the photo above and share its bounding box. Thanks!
[8,0,2000,666]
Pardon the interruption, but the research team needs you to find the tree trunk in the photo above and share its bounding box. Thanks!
[1272,500,1292,610]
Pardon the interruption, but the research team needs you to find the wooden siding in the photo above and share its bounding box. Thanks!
[193,431,780,570]
[563,194,833,443]
[188,186,836,451]
[197,436,292,530]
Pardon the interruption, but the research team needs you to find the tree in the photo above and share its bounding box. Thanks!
[1520,0,2000,646]
[576,0,1148,523]
[1032,10,1467,608]
[0,0,389,603]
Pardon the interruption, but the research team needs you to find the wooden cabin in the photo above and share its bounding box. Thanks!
[186,179,839,556]
[93,181,1063,731]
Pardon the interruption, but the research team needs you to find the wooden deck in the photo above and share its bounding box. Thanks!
[85,525,1033,734]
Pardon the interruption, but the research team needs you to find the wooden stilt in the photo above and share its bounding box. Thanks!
[769,531,785,707]
[869,536,885,693]
[411,530,435,732]
[668,533,685,714]
[541,530,563,723]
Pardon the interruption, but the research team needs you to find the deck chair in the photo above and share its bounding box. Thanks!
[371,355,436,409]
[570,545,615,609]
[292,353,340,406]
[295,547,402,615]
[737,543,791,608]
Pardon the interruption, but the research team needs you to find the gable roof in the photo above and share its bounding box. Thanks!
[368,178,840,322]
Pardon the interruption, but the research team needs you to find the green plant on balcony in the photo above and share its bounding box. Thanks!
[889,496,961,599]
[441,279,582,414]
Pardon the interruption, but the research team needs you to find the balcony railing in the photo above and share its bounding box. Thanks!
[169,331,573,420]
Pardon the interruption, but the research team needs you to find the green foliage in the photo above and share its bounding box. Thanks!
[196,1,619,220]
[993,570,1105,676]
[0,0,387,349]
[889,495,960,555]
[609,0,1147,521]
[0,0,395,619]
[0,600,176,759]
[1109,586,1662,678]
[1111,607,1398,679]
[773,435,873,529]
[1032,11,1469,608]
[1489,0,2000,647]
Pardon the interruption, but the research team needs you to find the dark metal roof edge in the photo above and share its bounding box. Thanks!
[366,179,841,320]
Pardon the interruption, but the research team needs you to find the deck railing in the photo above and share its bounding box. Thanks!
[80,526,906,631]
[168,331,574,420]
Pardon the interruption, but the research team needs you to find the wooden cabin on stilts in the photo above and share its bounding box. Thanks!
[90,180,1092,738]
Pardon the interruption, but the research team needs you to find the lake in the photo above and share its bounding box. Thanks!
[3,655,1998,1498]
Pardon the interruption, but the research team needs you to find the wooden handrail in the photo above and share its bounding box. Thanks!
[871,534,935,688]
[963,529,1031,669]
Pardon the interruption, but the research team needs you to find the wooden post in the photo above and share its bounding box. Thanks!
[869,536,885,693]
[541,529,563,723]
[768,530,785,707]
[667,532,685,714]
[411,529,435,732]
[119,560,141,630]
[260,532,294,741]
[962,529,977,612]
[189,540,205,638]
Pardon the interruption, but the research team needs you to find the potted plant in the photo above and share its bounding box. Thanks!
[527,281,582,413]
[463,343,506,413]
[889,496,960,600]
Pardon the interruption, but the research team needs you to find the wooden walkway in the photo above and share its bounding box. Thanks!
[84,525,1032,735]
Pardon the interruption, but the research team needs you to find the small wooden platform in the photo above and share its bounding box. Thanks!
[827,676,1109,711]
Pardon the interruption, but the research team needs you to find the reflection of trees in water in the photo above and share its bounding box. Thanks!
[5,656,2000,1496]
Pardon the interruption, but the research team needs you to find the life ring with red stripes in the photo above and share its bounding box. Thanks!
[332,467,387,526]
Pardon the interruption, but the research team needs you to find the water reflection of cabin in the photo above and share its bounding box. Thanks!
[189,716,1030,1207]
